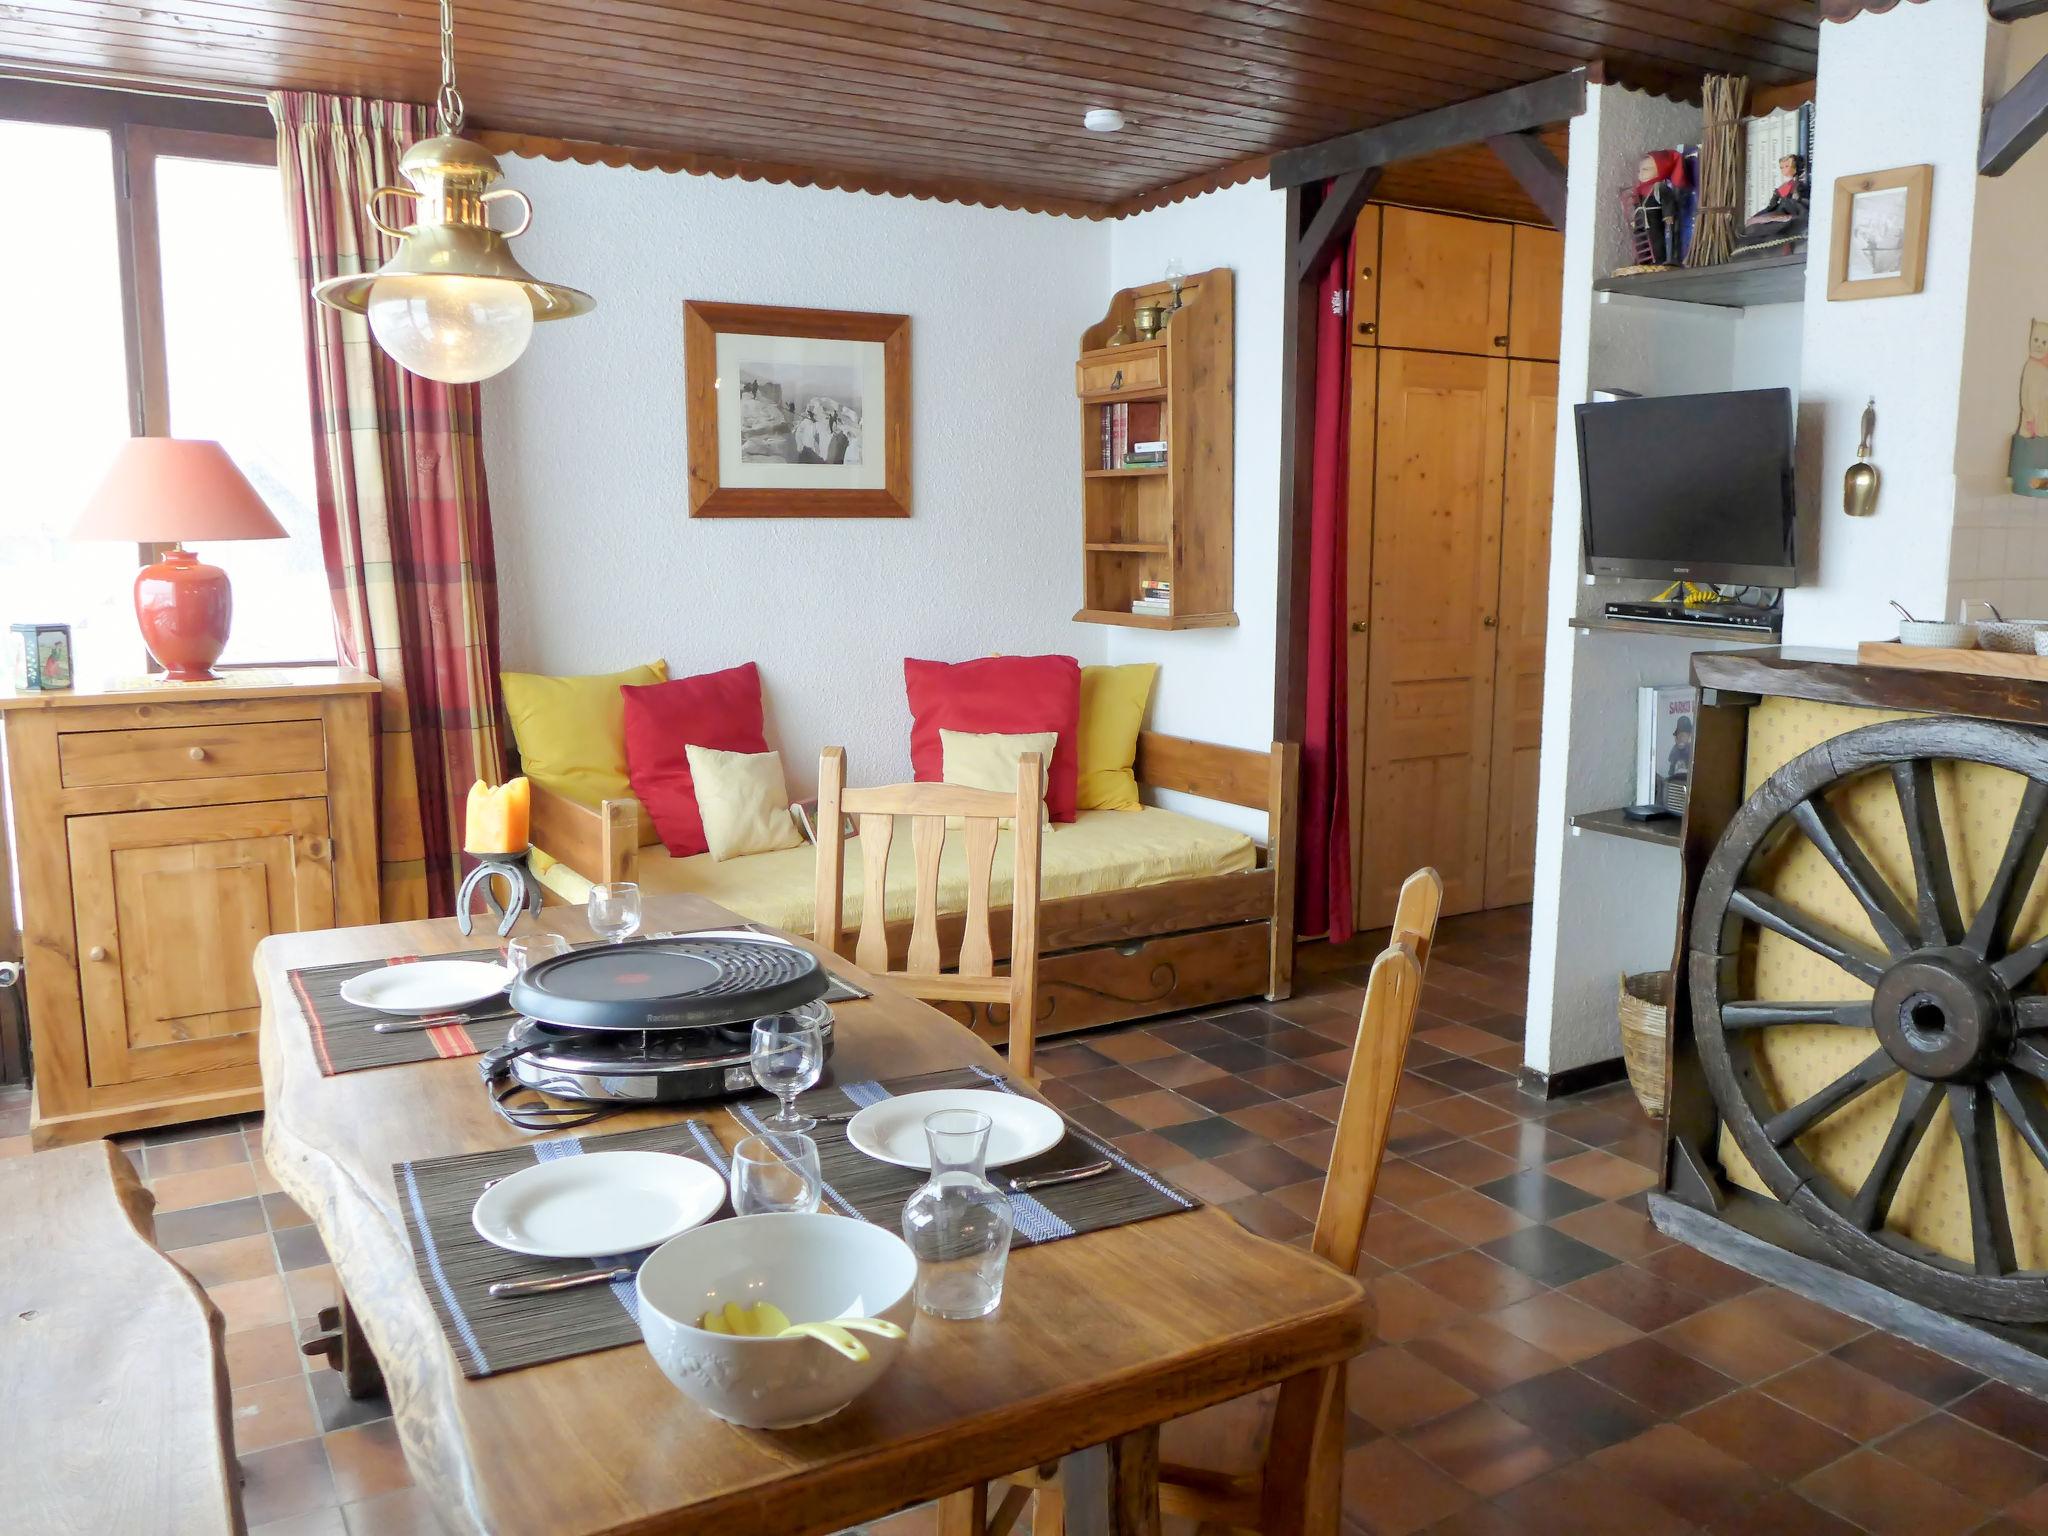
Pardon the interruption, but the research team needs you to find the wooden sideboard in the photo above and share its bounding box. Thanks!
[0,669,379,1146]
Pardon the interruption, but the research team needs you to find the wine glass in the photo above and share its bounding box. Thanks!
[751,1012,825,1131]
[730,1132,823,1216]
[587,882,641,945]
[505,932,569,974]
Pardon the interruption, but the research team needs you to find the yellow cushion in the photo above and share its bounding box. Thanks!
[684,746,804,862]
[534,806,1257,932]
[1077,663,1157,811]
[503,662,667,846]
[940,728,1054,828]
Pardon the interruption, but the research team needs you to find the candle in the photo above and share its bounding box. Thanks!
[466,776,531,854]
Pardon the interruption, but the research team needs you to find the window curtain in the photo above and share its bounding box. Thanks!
[1298,232,1357,945]
[270,90,509,920]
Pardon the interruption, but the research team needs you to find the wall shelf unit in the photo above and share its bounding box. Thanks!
[1593,250,1806,310]
[1075,269,1236,630]
[1569,807,1681,849]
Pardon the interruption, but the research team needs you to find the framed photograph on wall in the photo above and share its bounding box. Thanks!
[1827,164,1932,302]
[683,300,910,518]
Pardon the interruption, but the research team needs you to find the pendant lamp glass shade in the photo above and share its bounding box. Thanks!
[310,3,592,383]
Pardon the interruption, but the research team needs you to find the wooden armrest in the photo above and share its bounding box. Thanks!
[528,783,638,886]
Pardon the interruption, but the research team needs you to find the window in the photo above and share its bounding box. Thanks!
[0,87,332,674]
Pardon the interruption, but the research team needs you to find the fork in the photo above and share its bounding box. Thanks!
[372,1012,473,1034]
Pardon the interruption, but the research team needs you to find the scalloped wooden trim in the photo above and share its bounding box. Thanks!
[1105,155,1274,219]
[1818,0,1931,20]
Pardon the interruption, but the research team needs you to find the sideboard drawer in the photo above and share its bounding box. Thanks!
[1076,345,1164,399]
[58,720,327,789]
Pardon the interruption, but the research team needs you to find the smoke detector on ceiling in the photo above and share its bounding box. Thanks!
[1084,108,1126,133]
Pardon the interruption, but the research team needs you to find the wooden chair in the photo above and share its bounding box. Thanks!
[814,746,1046,1079]
[972,867,1444,1536]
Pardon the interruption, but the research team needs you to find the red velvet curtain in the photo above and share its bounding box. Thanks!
[1298,233,1356,944]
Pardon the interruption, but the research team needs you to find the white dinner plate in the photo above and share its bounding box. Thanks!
[339,959,515,1015]
[471,1151,727,1259]
[846,1089,1065,1171]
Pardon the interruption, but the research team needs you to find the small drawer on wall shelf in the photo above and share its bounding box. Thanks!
[58,719,327,789]
[1077,345,1164,399]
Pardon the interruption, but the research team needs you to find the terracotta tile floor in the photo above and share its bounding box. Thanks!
[11,905,2048,1534]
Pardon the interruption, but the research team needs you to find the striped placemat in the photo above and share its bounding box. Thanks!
[395,1120,734,1379]
[729,1065,1197,1247]
[288,949,520,1075]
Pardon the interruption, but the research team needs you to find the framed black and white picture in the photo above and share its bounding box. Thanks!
[683,300,910,518]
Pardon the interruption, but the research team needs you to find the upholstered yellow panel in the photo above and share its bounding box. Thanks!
[1720,696,2048,1268]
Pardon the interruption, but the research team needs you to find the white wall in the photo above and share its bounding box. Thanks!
[1103,180,1288,837]
[483,157,1110,795]
[1780,0,1990,646]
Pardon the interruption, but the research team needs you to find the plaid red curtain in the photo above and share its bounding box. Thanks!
[270,90,510,920]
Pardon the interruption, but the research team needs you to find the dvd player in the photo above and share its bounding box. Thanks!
[1604,601,1781,632]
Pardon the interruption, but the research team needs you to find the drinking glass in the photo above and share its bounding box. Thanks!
[730,1132,823,1216]
[587,881,641,945]
[505,932,570,974]
[751,1012,825,1131]
[900,1109,1014,1320]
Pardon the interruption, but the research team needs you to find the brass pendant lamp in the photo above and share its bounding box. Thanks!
[312,0,593,383]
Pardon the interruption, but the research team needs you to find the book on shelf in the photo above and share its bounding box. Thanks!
[1098,403,1166,470]
[1121,453,1166,469]
[1140,579,1172,596]
[1131,439,1167,454]
[1130,599,1172,615]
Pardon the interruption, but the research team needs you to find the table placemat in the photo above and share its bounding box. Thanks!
[288,948,521,1075]
[396,1120,734,1379]
[730,1065,1197,1247]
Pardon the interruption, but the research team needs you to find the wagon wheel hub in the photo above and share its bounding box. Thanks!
[1872,948,2016,1084]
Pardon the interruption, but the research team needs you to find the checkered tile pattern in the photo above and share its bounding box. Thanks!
[9,906,2048,1534]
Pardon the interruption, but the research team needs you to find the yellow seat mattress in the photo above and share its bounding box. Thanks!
[532,806,1257,936]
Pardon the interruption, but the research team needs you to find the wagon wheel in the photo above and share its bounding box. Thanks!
[1691,716,2048,1321]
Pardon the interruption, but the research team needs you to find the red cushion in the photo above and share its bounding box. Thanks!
[904,654,1082,822]
[620,663,769,856]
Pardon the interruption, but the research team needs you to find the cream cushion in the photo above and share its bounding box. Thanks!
[683,746,804,862]
[940,728,1054,828]
[534,806,1257,931]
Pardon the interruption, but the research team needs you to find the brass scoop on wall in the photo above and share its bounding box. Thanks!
[1844,397,1880,518]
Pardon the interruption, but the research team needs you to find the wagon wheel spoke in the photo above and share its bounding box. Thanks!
[2017,998,2048,1033]
[1892,760,1964,948]
[1996,937,2048,992]
[1847,1074,1941,1231]
[1964,780,2048,962]
[1761,1047,1897,1149]
[2010,1040,2048,1081]
[1730,887,1888,987]
[1791,796,1916,956]
[1950,1082,2019,1276]
[1721,1000,1873,1030]
[1989,1072,2048,1176]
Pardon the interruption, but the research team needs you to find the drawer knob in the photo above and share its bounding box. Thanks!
[188,746,208,762]
[87,945,107,962]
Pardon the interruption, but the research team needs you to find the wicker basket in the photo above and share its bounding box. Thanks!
[1618,970,1670,1118]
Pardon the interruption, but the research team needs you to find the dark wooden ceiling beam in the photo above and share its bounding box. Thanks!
[1984,50,2048,174]
[1269,68,1591,189]
[1990,0,2048,21]
[1486,129,1568,228]
[1292,167,1383,282]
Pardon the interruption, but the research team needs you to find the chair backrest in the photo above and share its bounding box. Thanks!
[813,747,1045,1079]
[1310,866,1443,1271]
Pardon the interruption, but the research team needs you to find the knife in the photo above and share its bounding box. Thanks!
[489,1265,636,1298]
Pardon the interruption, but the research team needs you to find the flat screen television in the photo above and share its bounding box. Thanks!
[1576,387,1798,587]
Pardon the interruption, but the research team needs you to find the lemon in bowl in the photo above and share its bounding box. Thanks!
[636,1213,917,1427]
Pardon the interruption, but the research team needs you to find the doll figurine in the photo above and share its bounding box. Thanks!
[1630,149,1689,267]
[2010,321,2048,496]
[1734,154,1811,253]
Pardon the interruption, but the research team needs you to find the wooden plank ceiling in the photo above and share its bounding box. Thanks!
[0,1,1818,219]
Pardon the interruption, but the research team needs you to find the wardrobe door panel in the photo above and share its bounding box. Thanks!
[1378,209,1511,357]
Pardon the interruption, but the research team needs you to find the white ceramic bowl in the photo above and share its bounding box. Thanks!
[636,1213,917,1428]
[1896,620,1977,649]
[1981,619,2048,654]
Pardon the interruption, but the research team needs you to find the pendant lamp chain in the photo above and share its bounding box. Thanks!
[435,0,466,136]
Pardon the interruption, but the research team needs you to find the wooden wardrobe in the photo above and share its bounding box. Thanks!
[1346,206,1562,930]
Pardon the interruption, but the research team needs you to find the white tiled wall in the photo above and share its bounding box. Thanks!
[1949,475,2048,619]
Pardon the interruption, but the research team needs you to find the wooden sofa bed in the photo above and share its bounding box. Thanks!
[527,732,1299,1050]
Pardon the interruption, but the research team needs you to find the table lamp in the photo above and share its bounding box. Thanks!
[72,439,289,682]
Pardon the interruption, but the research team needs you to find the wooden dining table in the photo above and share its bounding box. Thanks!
[257,894,1370,1536]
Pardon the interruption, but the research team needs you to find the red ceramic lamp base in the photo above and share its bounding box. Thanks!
[134,547,232,683]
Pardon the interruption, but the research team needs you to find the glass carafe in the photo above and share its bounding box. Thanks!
[900,1108,1015,1320]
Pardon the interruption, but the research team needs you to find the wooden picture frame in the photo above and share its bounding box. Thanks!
[1827,164,1932,302]
[683,300,910,518]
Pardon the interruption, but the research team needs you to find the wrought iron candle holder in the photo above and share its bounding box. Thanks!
[457,847,545,938]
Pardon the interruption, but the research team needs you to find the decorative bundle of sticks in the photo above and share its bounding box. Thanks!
[1687,73,1750,268]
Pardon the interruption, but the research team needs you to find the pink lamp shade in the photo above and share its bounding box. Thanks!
[72,439,291,683]
[72,438,288,544]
